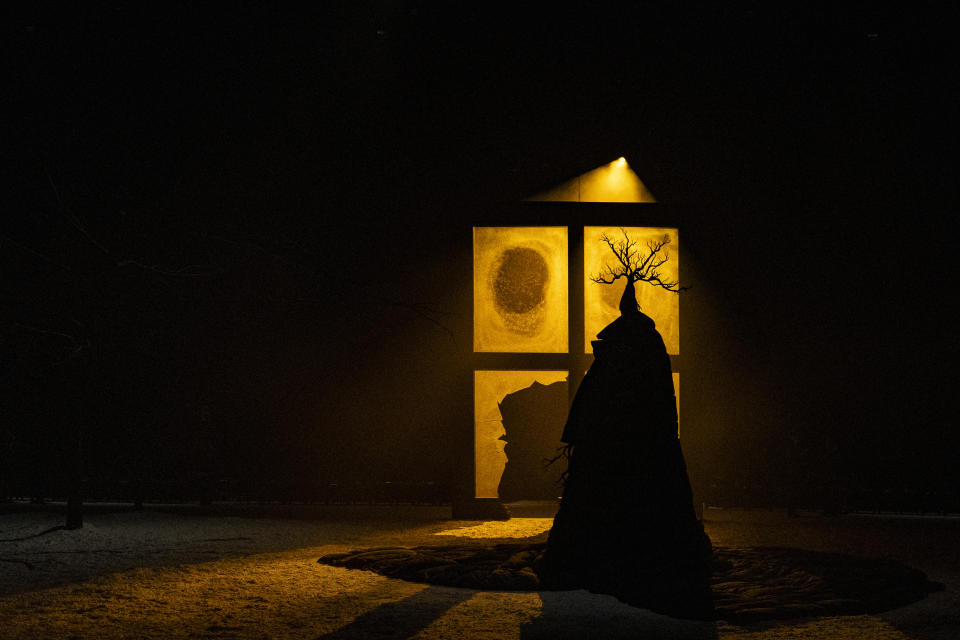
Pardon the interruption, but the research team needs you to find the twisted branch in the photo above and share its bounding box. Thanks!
[589,228,688,293]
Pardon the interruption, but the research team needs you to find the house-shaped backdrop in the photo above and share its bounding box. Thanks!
[457,158,695,518]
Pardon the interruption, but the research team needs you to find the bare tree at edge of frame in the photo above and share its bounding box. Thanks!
[589,228,689,301]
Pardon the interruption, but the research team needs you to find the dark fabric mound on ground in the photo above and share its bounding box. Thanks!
[319,543,544,591]
[318,543,943,623]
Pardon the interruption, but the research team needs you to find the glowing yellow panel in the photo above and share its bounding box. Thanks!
[526,158,657,203]
[474,370,568,499]
[673,372,680,434]
[584,226,679,354]
[473,227,568,353]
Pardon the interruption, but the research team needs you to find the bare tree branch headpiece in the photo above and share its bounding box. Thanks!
[589,228,688,308]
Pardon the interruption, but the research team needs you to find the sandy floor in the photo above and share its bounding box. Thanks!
[1,506,958,639]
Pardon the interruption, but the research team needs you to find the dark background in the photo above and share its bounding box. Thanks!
[3,4,957,509]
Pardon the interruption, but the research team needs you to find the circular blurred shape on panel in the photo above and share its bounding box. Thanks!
[491,247,550,335]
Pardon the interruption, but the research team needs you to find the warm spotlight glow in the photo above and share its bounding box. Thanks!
[434,518,554,538]
[474,370,568,499]
[473,227,568,353]
[584,226,680,354]
[525,159,656,202]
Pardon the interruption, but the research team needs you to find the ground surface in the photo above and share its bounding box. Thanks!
[1,504,958,639]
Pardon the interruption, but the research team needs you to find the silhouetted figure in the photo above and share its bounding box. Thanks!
[537,281,712,618]
[497,380,568,501]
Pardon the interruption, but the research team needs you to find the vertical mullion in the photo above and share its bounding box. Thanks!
[568,224,585,406]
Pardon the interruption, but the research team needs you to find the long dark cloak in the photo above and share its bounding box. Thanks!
[538,290,712,618]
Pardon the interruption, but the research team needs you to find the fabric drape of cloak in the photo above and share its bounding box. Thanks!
[538,301,712,618]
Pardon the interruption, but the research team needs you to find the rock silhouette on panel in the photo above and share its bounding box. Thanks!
[497,380,569,502]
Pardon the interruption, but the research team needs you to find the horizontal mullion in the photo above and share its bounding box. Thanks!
[472,352,572,370]
[473,352,680,372]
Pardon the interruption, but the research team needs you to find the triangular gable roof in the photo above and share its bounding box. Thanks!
[526,158,656,203]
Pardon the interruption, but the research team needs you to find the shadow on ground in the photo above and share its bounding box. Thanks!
[314,586,474,639]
